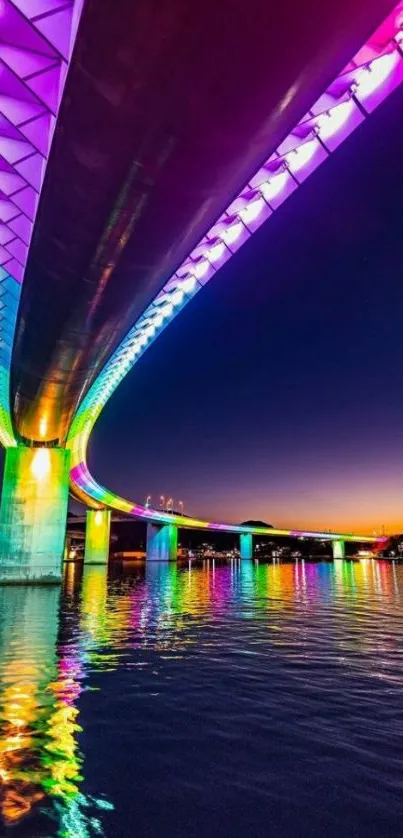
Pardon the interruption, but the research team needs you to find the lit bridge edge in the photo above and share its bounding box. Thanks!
[0,0,85,448]
[62,4,402,545]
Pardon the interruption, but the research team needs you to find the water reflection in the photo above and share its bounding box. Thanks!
[0,587,61,824]
[1,558,403,836]
[0,579,111,836]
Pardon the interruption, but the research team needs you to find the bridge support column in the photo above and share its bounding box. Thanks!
[84,509,111,565]
[240,532,253,560]
[0,447,70,584]
[332,539,345,560]
[146,522,178,562]
[64,534,72,561]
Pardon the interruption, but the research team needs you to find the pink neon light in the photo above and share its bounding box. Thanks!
[316,100,354,140]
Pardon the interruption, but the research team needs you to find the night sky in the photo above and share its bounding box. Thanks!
[88,83,403,534]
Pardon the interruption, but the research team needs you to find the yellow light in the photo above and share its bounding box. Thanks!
[94,510,103,526]
[39,417,47,438]
[30,448,51,480]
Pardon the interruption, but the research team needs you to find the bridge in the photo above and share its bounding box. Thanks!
[0,0,400,580]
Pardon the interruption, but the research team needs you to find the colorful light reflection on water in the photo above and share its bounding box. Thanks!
[1,559,403,836]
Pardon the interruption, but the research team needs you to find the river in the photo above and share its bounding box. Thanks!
[0,559,402,836]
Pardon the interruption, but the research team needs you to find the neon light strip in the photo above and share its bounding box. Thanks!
[69,459,384,543]
[68,4,402,542]
[0,0,85,447]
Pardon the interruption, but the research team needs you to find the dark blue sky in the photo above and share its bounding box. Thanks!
[88,83,403,533]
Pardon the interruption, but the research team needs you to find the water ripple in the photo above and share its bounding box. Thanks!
[1,559,403,836]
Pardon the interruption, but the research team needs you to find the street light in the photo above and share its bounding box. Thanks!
[145,495,151,508]
[167,497,173,513]
[179,500,184,516]
[160,495,165,510]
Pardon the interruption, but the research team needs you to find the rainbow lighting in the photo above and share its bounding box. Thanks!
[0,0,84,448]
[66,3,401,544]
[0,447,71,581]
[84,509,111,565]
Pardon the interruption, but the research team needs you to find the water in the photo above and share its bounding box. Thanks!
[1,559,403,837]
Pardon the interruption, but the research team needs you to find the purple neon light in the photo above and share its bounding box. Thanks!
[0,0,84,448]
[0,0,84,283]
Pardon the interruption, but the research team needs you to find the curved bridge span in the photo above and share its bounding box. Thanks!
[69,461,381,545]
[0,0,400,578]
[67,4,402,554]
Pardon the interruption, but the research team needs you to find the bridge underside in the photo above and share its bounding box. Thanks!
[67,5,402,546]
[9,0,392,444]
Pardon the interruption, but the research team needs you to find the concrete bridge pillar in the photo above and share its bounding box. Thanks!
[0,446,70,584]
[84,509,111,564]
[332,539,345,560]
[64,533,72,561]
[240,532,253,560]
[146,522,178,562]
